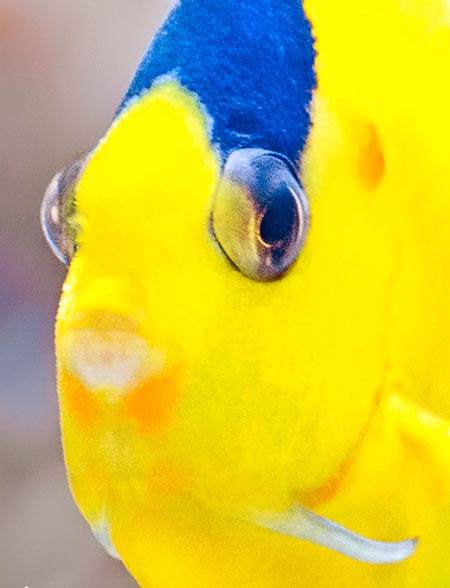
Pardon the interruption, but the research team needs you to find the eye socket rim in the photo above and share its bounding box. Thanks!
[211,148,310,282]
[40,152,90,265]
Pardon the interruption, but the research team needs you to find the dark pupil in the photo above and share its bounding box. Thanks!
[259,189,299,249]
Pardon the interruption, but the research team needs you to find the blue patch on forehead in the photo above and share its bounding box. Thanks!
[119,0,316,165]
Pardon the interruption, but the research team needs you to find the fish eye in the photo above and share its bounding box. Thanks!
[211,149,310,281]
[40,153,89,264]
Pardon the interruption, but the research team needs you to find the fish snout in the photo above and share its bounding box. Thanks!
[61,311,165,396]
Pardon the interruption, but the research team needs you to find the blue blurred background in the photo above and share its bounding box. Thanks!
[0,1,174,585]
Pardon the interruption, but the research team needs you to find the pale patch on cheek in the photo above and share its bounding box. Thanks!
[63,328,165,394]
[91,513,121,560]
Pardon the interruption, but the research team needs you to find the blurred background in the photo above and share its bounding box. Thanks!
[0,1,174,586]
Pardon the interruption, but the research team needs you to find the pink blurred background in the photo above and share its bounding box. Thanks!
[0,1,174,586]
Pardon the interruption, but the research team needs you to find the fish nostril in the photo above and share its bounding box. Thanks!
[61,314,165,394]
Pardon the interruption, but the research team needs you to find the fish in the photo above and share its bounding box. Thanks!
[41,0,450,586]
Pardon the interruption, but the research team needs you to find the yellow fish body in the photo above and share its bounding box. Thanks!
[41,1,450,586]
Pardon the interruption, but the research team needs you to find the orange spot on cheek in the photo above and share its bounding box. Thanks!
[62,371,102,427]
[121,364,185,434]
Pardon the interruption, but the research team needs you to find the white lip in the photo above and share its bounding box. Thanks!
[63,328,165,393]
[248,504,418,564]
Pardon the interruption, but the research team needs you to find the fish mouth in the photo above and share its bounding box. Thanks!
[246,504,417,564]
